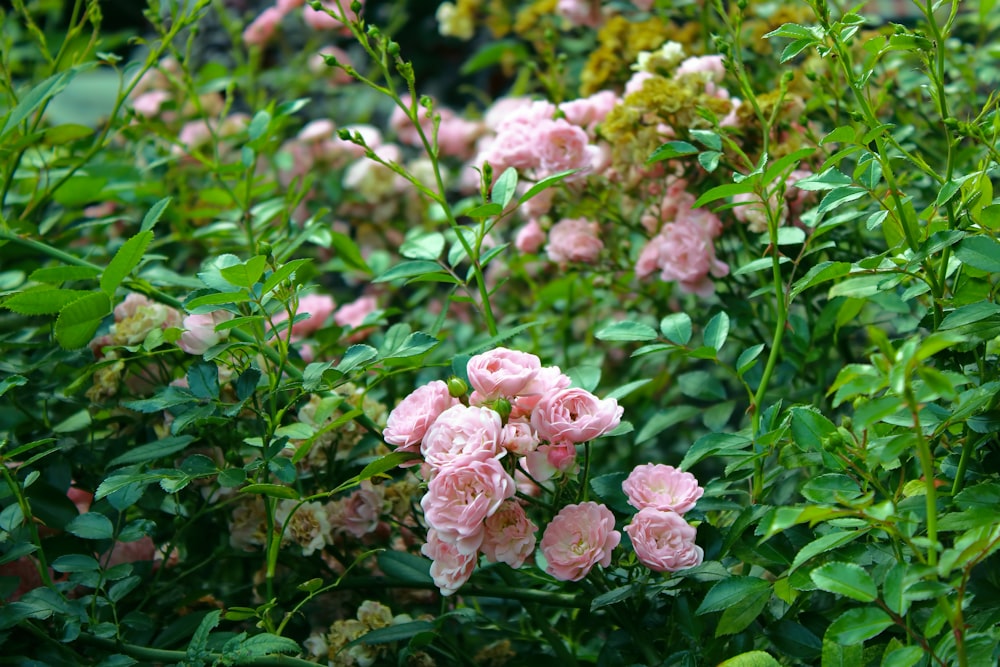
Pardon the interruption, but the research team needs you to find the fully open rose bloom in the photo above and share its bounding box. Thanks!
[467,347,541,401]
[623,464,704,515]
[624,508,703,573]
[420,454,515,554]
[540,502,620,581]
[480,500,537,569]
[382,381,459,452]
[420,404,505,471]
[531,387,622,443]
[421,529,477,596]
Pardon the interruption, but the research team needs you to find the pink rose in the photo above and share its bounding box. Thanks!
[481,500,537,568]
[272,293,336,339]
[635,219,729,296]
[420,454,515,554]
[336,481,385,538]
[512,366,571,418]
[540,502,620,581]
[556,0,602,28]
[500,418,539,455]
[515,218,546,254]
[535,118,591,176]
[421,529,477,596]
[467,347,541,400]
[624,508,703,573]
[420,404,505,471]
[522,441,577,482]
[179,310,234,355]
[531,387,622,444]
[546,217,603,264]
[382,380,460,452]
[333,295,378,330]
[622,463,703,515]
[243,6,283,46]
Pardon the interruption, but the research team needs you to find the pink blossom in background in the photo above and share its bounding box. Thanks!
[675,55,726,82]
[520,185,555,218]
[334,295,378,330]
[623,463,703,515]
[420,404,505,471]
[635,218,729,296]
[309,46,355,85]
[546,217,604,264]
[276,0,305,12]
[178,310,234,355]
[624,508,703,573]
[421,529,477,596]
[271,293,336,339]
[540,502,620,581]
[176,120,213,153]
[243,6,283,46]
[437,115,483,160]
[535,118,592,176]
[276,500,331,557]
[466,347,541,400]
[382,380,460,451]
[303,0,360,32]
[560,90,619,132]
[481,500,538,568]
[335,481,386,538]
[556,0,602,27]
[420,454,515,554]
[515,218,546,253]
[132,90,171,118]
[298,119,336,143]
[531,387,622,444]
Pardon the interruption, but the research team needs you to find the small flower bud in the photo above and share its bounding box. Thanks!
[387,41,400,57]
[350,0,362,14]
[492,398,512,423]
[447,376,468,398]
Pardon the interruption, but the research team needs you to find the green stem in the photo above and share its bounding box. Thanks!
[906,388,938,566]
[76,634,318,666]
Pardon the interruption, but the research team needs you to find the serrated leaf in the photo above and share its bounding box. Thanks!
[65,513,115,540]
[595,321,658,342]
[647,140,698,164]
[718,651,782,667]
[29,265,101,284]
[187,361,220,400]
[373,260,442,283]
[55,291,111,349]
[141,197,172,233]
[101,231,153,296]
[260,258,312,294]
[825,608,892,645]
[810,562,877,601]
[955,236,1000,272]
[382,332,439,360]
[3,287,92,314]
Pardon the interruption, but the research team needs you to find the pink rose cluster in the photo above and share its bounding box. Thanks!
[242,0,365,46]
[622,464,704,573]
[384,347,624,594]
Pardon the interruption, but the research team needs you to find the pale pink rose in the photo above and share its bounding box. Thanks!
[271,293,336,339]
[176,120,212,152]
[466,348,541,400]
[303,0,360,32]
[421,529,477,596]
[625,71,655,96]
[520,186,555,219]
[481,500,537,568]
[522,441,577,482]
[298,119,336,143]
[556,0,602,27]
[622,464,703,515]
[178,310,234,355]
[512,366,572,418]
[333,295,378,329]
[500,418,539,455]
[535,118,591,176]
[675,55,726,83]
[515,218,546,254]
[421,404,505,471]
[276,500,331,556]
[560,90,619,132]
[531,387,622,443]
[132,90,171,118]
[335,481,386,538]
[437,116,483,160]
[382,381,460,451]
[67,486,93,514]
[276,0,305,11]
[243,6,283,46]
[624,508,703,573]
[546,217,603,264]
[540,502,620,581]
[635,219,729,296]
[420,454,516,554]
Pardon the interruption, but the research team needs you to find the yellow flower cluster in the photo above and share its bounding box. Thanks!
[581,16,697,95]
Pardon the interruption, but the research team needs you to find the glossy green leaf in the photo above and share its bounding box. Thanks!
[595,321,658,342]
[718,651,781,667]
[219,255,268,289]
[373,260,443,283]
[825,608,892,644]
[647,140,698,164]
[704,312,730,351]
[490,167,518,208]
[3,287,92,315]
[697,577,770,615]
[810,562,877,601]
[66,513,115,540]
[660,313,692,344]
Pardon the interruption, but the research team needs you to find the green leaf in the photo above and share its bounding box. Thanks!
[3,287,92,315]
[1,68,79,139]
[698,150,722,172]
[595,321,658,342]
[693,180,755,209]
[697,577,770,615]
[346,621,435,648]
[260,258,312,294]
[647,140,698,164]
[247,110,271,141]
[518,169,578,204]
[660,313,692,344]
[780,38,816,62]
[801,474,862,503]
[716,585,770,636]
[737,344,765,375]
[0,374,28,398]
[108,435,195,467]
[590,584,638,611]
[939,302,1000,330]
[373,260,443,283]
[43,123,94,144]
[490,167,518,208]
[400,232,446,260]
[185,291,252,310]
[881,645,924,667]
[690,130,722,151]
[329,231,371,273]
[589,472,631,514]
[187,609,221,659]
[29,265,101,284]
[825,608,892,645]
[381,332,439,360]
[464,202,504,218]
[141,197,172,233]
[241,484,300,500]
[955,236,1000,272]
[376,550,433,584]
[820,639,863,667]
[789,407,836,451]
[810,562,877,601]
[718,651,782,667]
[101,231,153,296]
[55,291,111,349]
[790,261,852,299]
[817,186,867,215]
[636,405,701,444]
[219,255,268,289]
[187,361,220,400]
[358,452,419,483]
[790,530,865,572]
[66,513,115,540]
[792,167,853,191]
[704,312,730,351]
[51,554,101,573]
[821,126,855,145]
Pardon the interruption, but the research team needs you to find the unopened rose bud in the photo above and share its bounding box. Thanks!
[447,376,468,398]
